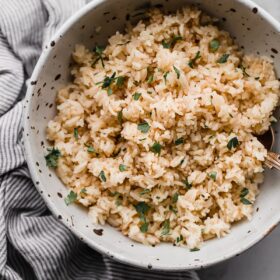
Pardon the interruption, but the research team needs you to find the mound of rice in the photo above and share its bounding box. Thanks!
[46,7,280,249]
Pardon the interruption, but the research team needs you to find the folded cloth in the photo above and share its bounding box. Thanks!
[0,0,200,279]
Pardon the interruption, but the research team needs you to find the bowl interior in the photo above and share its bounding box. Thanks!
[24,0,280,270]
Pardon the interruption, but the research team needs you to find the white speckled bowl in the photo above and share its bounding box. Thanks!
[24,0,280,271]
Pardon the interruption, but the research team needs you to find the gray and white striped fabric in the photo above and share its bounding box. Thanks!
[0,0,199,279]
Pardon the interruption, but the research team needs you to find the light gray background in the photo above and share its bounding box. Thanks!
[198,1,280,279]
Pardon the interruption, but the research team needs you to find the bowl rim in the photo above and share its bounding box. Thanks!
[23,0,280,271]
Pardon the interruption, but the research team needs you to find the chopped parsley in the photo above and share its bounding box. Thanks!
[140,189,150,195]
[74,128,79,140]
[117,110,123,125]
[146,67,154,84]
[133,92,142,100]
[183,178,192,189]
[150,142,162,154]
[209,39,220,52]
[80,188,87,194]
[163,71,169,83]
[64,191,77,206]
[45,148,61,168]
[227,136,239,150]
[173,66,180,79]
[217,54,230,64]
[240,187,252,205]
[172,192,179,203]
[175,137,184,145]
[162,35,183,49]
[119,164,126,172]
[93,45,105,67]
[188,51,201,68]
[135,202,150,233]
[99,170,106,182]
[209,171,217,181]
[86,145,95,153]
[240,65,250,77]
[107,88,113,96]
[169,205,178,214]
[116,76,125,87]
[190,247,200,252]
[176,235,183,243]
[137,121,150,133]
[161,219,170,235]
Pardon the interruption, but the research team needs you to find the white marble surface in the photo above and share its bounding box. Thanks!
[199,1,280,279]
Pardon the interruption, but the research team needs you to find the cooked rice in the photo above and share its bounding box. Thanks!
[46,7,280,249]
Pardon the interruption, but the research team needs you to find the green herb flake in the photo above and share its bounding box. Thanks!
[241,197,252,205]
[140,222,149,233]
[217,54,230,64]
[137,121,150,133]
[161,219,170,236]
[240,188,249,198]
[133,92,142,101]
[172,192,179,203]
[176,235,183,243]
[107,88,113,96]
[45,148,61,168]
[209,39,220,52]
[169,205,178,214]
[162,35,183,49]
[150,142,162,154]
[147,74,154,84]
[119,164,126,172]
[227,136,239,150]
[74,128,79,140]
[209,171,217,181]
[87,145,95,153]
[80,188,87,194]
[116,76,125,87]
[140,189,150,195]
[117,110,123,125]
[163,71,169,84]
[188,51,201,68]
[64,190,77,206]
[99,170,106,182]
[96,72,116,89]
[173,66,180,79]
[240,65,250,77]
[93,45,105,68]
[135,202,150,217]
[190,247,200,252]
[183,178,192,189]
[175,137,184,146]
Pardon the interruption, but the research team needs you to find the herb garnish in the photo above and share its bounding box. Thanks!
[188,51,201,68]
[175,137,184,145]
[137,121,150,133]
[172,192,179,203]
[240,187,252,205]
[169,205,178,214]
[240,65,250,77]
[217,54,230,64]
[176,235,183,243]
[117,110,123,125]
[209,39,220,52]
[162,35,183,49]
[93,46,105,68]
[86,145,95,153]
[161,219,170,235]
[80,188,87,194]
[96,72,125,95]
[163,71,169,84]
[190,247,200,252]
[227,136,239,150]
[116,76,125,87]
[140,189,150,195]
[74,128,79,140]
[45,148,61,168]
[209,171,217,181]
[173,66,180,79]
[119,164,126,172]
[135,202,150,233]
[146,67,154,84]
[183,178,192,189]
[150,142,162,154]
[133,92,142,101]
[64,190,77,206]
[99,170,107,182]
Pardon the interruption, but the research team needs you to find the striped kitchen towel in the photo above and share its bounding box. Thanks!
[0,0,199,279]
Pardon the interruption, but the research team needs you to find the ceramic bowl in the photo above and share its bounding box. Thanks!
[23,0,280,271]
